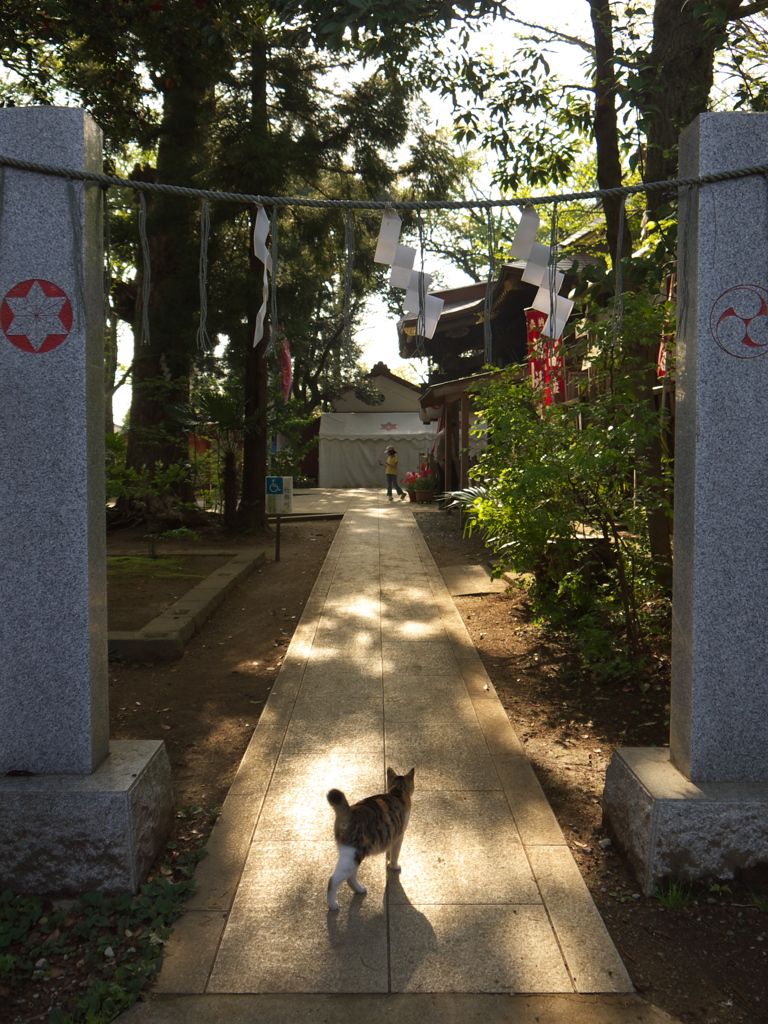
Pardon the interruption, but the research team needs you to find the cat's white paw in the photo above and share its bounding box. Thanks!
[388,863,402,872]
[349,880,367,894]
[327,897,340,911]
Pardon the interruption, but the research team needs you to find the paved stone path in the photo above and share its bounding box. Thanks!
[149,490,634,999]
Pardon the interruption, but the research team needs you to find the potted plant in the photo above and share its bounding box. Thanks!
[402,471,420,501]
[402,469,438,503]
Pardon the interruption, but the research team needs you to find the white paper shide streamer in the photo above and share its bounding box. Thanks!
[423,293,444,338]
[536,290,574,341]
[510,205,540,261]
[404,270,432,314]
[510,204,573,341]
[374,210,443,340]
[374,211,402,265]
[389,244,417,289]
[252,205,272,347]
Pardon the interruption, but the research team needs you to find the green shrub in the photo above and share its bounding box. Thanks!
[453,289,674,671]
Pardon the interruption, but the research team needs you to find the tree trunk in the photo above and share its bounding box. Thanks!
[125,67,211,502]
[238,316,270,532]
[585,0,673,585]
[641,0,720,214]
[104,308,118,434]
[638,374,674,591]
[222,447,239,533]
[588,0,633,262]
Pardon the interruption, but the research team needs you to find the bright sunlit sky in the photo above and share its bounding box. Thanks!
[113,1,593,423]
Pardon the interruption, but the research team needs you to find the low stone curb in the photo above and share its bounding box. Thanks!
[108,549,267,662]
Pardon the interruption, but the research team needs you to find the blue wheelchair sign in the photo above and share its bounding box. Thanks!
[266,475,293,512]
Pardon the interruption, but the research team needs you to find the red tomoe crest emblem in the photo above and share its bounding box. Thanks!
[0,279,74,353]
[710,285,768,359]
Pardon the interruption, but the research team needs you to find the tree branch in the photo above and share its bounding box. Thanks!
[109,362,133,398]
[728,0,768,18]
[505,17,595,55]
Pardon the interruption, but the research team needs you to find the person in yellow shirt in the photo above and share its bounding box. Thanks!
[378,445,405,501]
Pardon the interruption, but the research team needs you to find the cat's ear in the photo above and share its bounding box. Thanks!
[386,767,395,784]
[406,768,415,780]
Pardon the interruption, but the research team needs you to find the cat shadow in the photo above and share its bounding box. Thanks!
[324,886,383,949]
[323,887,391,984]
[322,870,438,990]
[384,871,439,990]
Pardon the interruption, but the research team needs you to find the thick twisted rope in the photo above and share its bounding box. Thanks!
[1,152,767,211]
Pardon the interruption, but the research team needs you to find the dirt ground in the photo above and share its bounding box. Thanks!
[106,520,340,806]
[107,553,231,632]
[37,508,768,1023]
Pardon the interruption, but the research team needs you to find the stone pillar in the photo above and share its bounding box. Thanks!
[603,112,768,894]
[0,108,172,894]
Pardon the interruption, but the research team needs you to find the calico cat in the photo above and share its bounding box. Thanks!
[326,767,415,912]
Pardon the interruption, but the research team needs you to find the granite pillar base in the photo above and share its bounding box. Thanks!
[602,748,768,896]
[0,740,173,894]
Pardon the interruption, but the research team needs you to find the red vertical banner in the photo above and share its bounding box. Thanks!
[528,309,566,405]
[545,333,566,403]
[658,273,676,379]
[657,334,668,379]
[526,308,548,396]
[279,338,292,400]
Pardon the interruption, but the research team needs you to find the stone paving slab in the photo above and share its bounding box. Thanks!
[152,491,635,1002]
[290,489,367,515]
[388,902,572,993]
[207,840,389,995]
[527,846,631,994]
[390,830,540,905]
[122,993,682,1024]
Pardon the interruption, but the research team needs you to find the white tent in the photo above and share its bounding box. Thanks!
[319,412,436,488]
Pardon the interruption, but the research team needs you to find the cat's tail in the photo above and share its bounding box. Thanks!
[327,788,351,825]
